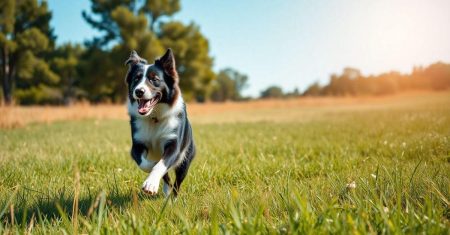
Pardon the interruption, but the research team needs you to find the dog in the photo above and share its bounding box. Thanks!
[125,49,196,197]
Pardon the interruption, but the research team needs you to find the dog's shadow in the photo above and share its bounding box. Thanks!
[3,188,163,226]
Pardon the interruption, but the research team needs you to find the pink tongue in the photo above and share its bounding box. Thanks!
[138,100,150,113]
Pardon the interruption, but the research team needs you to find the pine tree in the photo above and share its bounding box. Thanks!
[0,0,57,105]
[158,21,215,101]
[81,0,215,102]
[51,43,84,105]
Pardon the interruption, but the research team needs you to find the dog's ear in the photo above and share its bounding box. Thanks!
[125,50,147,66]
[155,48,177,78]
[125,51,146,85]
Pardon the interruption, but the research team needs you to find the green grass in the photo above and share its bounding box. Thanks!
[1,96,449,234]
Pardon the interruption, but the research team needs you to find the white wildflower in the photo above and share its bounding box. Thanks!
[346,181,356,189]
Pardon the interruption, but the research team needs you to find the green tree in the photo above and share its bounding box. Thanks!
[82,0,215,102]
[141,0,180,31]
[158,22,215,101]
[260,86,284,99]
[81,1,161,102]
[210,68,248,102]
[303,83,322,96]
[0,0,57,105]
[51,43,85,105]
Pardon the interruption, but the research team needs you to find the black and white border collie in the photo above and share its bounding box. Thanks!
[125,49,195,197]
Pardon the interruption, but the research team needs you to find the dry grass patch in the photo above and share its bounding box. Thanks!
[1,91,448,128]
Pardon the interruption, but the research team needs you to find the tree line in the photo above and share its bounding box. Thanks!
[300,63,450,97]
[1,0,249,105]
[260,63,450,99]
[1,0,449,105]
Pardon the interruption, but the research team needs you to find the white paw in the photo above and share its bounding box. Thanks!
[142,177,160,195]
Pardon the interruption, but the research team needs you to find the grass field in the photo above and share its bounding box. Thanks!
[0,92,449,234]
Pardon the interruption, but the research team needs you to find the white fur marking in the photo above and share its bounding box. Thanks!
[142,177,160,195]
[133,65,152,100]
[142,160,169,195]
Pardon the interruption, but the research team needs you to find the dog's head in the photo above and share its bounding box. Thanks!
[125,49,180,117]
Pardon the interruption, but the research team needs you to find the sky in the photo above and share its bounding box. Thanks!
[48,0,450,97]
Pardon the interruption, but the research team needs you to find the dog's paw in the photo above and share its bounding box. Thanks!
[142,177,159,195]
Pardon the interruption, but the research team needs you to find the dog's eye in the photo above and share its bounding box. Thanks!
[134,73,143,82]
[148,72,160,81]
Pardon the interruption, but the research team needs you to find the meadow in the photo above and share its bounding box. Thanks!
[0,92,449,234]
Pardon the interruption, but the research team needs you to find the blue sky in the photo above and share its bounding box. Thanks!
[48,0,450,97]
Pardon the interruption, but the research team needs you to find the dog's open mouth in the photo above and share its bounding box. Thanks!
[137,94,160,115]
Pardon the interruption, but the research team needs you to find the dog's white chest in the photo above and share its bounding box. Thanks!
[133,116,179,161]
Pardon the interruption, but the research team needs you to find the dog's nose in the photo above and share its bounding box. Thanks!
[135,88,145,98]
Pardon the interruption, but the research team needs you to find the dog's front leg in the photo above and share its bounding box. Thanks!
[142,140,178,195]
[131,142,156,173]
